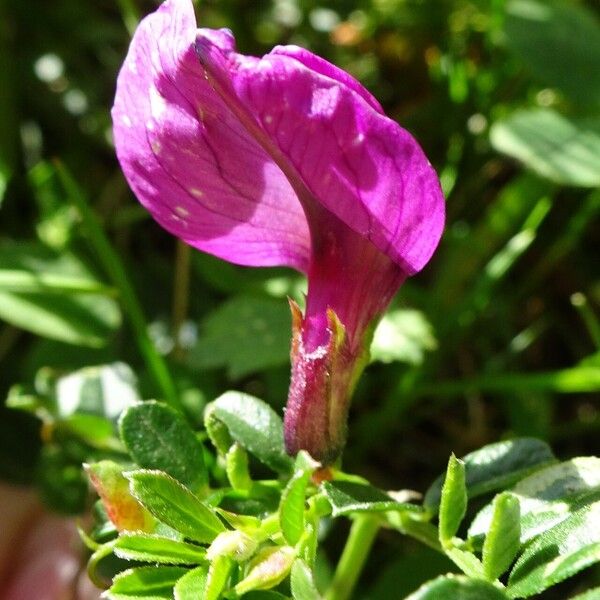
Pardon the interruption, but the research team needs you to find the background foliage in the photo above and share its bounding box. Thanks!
[0,0,599,597]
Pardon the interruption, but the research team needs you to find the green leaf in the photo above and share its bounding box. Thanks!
[321,480,423,518]
[0,241,121,346]
[205,555,232,600]
[120,401,207,490]
[405,574,508,599]
[114,533,206,564]
[188,295,291,378]
[482,493,521,580]
[504,0,600,107]
[244,594,291,600]
[469,457,600,544]
[206,392,292,473]
[291,559,321,600]
[106,566,187,600]
[173,565,208,600]
[424,438,555,510]
[370,308,437,366]
[126,470,225,543]
[439,454,467,543]
[225,443,252,491]
[508,501,600,598]
[280,452,319,545]
[490,110,600,187]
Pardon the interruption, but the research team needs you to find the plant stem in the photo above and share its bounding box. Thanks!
[325,515,380,600]
[172,240,191,360]
[55,161,180,411]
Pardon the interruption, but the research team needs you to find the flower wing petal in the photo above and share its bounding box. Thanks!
[112,0,311,271]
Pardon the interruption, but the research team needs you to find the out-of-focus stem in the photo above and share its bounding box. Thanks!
[172,240,191,360]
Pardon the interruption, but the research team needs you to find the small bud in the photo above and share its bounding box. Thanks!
[207,530,258,563]
[235,546,296,594]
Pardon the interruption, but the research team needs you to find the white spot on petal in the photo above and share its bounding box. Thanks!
[264,114,273,124]
[121,115,132,127]
[189,188,204,198]
[151,140,161,154]
[311,86,340,117]
[175,206,190,217]
[149,85,167,119]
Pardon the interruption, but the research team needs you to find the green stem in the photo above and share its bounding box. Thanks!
[324,515,380,600]
[55,161,180,411]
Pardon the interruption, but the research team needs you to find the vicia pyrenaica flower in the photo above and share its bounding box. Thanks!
[113,0,445,464]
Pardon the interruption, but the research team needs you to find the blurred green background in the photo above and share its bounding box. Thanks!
[0,0,599,595]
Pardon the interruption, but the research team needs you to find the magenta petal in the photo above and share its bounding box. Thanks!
[112,0,311,270]
[270,45,385,115]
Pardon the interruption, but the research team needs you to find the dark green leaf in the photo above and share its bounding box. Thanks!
[439,454,467,543]
[206,392,292,473]
[508,501,600,598]
[173,565,208,600]
[469,457,600,544]
[406,574,508,599]
[504,0,600,106]
[322,480,422,518]
[482,493,521,580]
[114,533,206,564]
[120,401,207,490]
[126,470,224,543]
[424,438,555,510]
[188,295,291,378]
[490,110,600,187]
[106,566,187,600]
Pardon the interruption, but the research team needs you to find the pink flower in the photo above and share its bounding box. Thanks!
[112,0,444,464]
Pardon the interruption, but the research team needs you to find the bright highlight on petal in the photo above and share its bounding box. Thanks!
[113,0,445,464]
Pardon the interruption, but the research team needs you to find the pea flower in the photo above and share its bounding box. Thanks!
[112,0,444,464]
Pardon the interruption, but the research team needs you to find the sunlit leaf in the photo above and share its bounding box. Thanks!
[491,110,600,187]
